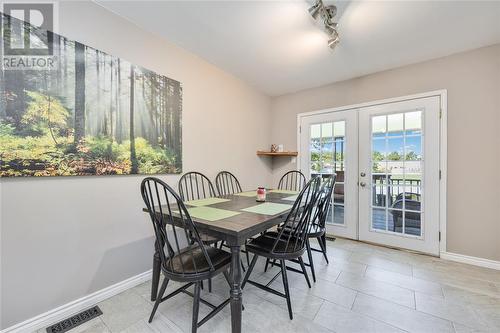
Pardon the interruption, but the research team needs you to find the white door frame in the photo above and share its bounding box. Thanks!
[297,90,447,255]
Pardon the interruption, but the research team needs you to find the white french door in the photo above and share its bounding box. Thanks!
[358,97,440,255]
[299,95,442,255]
[300,110,358,239]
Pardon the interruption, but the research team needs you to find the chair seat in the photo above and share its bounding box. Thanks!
[164,245,231,276]
[246,232,305,259]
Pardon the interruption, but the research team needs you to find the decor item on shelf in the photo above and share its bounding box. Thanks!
[0,13,182,177]
[277,144,284,152]
[270,144,278,152]
[308,0,340,50]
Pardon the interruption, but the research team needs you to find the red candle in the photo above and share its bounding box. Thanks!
[256,187,266,202]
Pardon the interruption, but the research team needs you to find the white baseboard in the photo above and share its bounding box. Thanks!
[440,252,500,270]
[1,270,152,333]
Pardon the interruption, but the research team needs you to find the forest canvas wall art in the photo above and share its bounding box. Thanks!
[0,13,182,177]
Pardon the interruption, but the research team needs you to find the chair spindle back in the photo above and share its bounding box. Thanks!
[278,170,307,191]
[215,171,243,196]
[178,171,217,201]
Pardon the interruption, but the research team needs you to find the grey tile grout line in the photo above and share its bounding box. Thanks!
[411,264,500,285]
[349,291,461,330]
[350,292,358,310]
[310,298,325,323]
[398,266,499,296]
[364,266,447,296]
[335,267,439,303]
[350,292,410,333]
[98,316,113,333]
[412,275,499,299]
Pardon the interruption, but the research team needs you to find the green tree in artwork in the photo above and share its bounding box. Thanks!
[22,91,69,143]
[0,14,183,177]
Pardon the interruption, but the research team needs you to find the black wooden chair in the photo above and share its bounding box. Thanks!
[266,174,336,283]
[241,177,321,320]
[263,170,307,273]
[215,170,243,196]
[141,177,232,333]
[178,171,221,291]
[215,171,251,268]
[302,174,336,282]
[278,170,307,191]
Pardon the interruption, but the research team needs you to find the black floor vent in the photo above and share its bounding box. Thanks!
[46,306,103,333]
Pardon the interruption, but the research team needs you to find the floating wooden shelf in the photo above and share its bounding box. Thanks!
[256,151,298,157]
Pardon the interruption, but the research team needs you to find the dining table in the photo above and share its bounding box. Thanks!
[143,189,300,333]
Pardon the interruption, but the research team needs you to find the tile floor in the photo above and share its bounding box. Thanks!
[36,238,500,333]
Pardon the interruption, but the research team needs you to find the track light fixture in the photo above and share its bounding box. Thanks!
[307,0,340,50]
[308,1,322,19]
[327,31,339,49]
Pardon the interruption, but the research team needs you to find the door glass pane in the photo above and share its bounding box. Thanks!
[373,160,385,173]
[405,136,422,160]
[322,123,333,137]
[388,209,403,233]
[311,124,321,138]
[334,121,345,137]
[372,175,387,208]
[404,212,421,236]
[332,120,345,225]
[403,186,422,208]
[333,205,345,224]
[388,114,404,136]
[372,139,386,161]
[387,137,404,161]
[334,183,344,204]
[372,116,386,137]
[370,111,423,237]
[405,111,422,135]
[310,120,345,225]
[372,208,386,231]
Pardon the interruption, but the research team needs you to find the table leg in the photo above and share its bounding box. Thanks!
[151,248,161,302]
[230,245,242,333]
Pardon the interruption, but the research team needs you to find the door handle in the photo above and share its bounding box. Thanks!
[359,182,367,187]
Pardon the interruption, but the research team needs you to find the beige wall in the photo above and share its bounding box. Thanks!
[0,1,271,329]
[270,44,500,262]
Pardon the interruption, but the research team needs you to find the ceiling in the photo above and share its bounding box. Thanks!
[96,0,500,96]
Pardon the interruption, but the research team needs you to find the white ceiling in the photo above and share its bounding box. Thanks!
[97,0,500,96]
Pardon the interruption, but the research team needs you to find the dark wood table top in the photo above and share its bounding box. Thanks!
[143,191,298,245]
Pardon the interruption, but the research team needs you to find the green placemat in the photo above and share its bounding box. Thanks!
[185,197,230,207]
[283,195,298,201]
[185,206,241,221]
[242,202,293,215]
[234,191,257,197]
[269,189,299,195]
